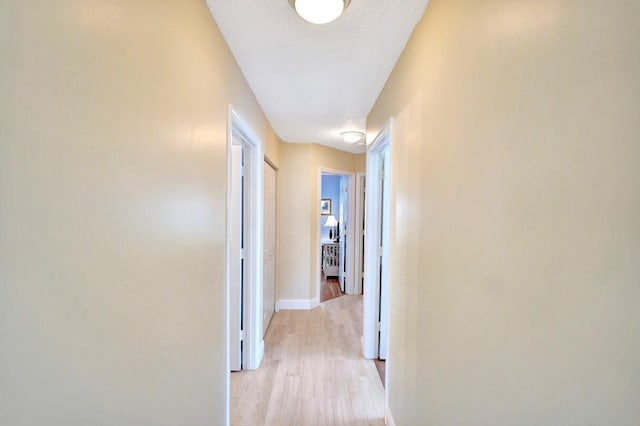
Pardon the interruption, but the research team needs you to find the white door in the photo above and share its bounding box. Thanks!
[355,174,366,295]
[229,141,244,371]
[263,161,276,335]
[228,109,264,371]
[378,149,391,360]
[363,121,392,363]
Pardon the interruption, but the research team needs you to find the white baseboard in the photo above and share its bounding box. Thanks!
[257,339,264,366]
[385,405,396,426]
[277,297,320,310]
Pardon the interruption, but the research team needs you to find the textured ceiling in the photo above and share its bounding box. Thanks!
[206,0,429,153]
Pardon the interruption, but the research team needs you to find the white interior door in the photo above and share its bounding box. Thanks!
[263,161,276,335]
[363,133,391,360]
[228,108,264,371]
[378,149,391,360]
[229,142,244,371]
[355,174,366,295]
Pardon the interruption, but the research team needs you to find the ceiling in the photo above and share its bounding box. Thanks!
[206,0,429,153]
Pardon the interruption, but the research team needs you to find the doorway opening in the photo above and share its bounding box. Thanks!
[318,169,357,304]
[226,107,264,381]
[363,120,393,399]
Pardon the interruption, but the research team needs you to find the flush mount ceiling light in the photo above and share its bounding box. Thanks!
[289,0,351,25]
[340,131,365,143]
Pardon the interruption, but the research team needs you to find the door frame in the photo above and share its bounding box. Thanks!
[363,118,393,360]
[317,168,356,299]
[354,172,366,295]
[226,106,264,381]
[228,138,244,372]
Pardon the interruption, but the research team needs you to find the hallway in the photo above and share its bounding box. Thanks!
[230,296,385,426]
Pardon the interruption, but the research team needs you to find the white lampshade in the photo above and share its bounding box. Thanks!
[323,215,338,227]
[294,0,346,25]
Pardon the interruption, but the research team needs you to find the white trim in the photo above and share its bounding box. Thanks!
[385,405,396,426]
[364,118,395,420]
[316,168,357,301]
[368,120,393,152]
[385,351,392,422]
[378,148,391,360]
[277,298,320,310]
[363,118,393,360]
[228,143,243,372]
[226,106,264,375]
[257,340,265,365]
[225,111,232,426]
[354,172,366,295]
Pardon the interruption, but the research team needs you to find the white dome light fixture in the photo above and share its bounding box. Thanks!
[340,131,365,144]
[290,0,351,25]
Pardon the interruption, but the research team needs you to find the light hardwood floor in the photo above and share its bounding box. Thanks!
[230,295,385,426]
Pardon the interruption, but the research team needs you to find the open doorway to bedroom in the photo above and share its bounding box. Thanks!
[319,169,357,303]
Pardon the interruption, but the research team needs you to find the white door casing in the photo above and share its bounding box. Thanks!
[363,119,393,361]
[226,106,264,379]
[229,142,243,371]
[354,173,366,295]
[378,148,391,360]
[317,168,356,300]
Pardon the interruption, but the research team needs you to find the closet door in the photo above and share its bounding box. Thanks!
[263,161,277,335]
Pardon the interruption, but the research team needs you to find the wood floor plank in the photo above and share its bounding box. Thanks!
[321,276,343,303]
[230,295,385,426]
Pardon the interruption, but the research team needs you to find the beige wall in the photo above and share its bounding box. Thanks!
[354,153,366,173]
[368,0,640,424]
[277,143,364,302]
[0,1,275,424]
[264,131,282,168]
[277,144,314,300]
